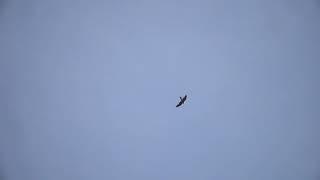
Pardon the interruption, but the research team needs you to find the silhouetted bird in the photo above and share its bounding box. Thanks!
[176,95,187,107]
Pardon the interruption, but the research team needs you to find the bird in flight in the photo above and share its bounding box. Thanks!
[176,95,187,107]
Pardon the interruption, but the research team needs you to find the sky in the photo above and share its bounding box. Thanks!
[1,0,320,180]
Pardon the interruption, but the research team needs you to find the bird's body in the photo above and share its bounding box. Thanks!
[176,95,187,107]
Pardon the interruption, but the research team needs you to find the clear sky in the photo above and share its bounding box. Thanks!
[1,0,320,180]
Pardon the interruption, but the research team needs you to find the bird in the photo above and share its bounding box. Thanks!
[176,95,187,107]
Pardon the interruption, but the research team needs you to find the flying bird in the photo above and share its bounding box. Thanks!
[176,95,187,107]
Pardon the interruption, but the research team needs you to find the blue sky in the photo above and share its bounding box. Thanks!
[1,1,320,180]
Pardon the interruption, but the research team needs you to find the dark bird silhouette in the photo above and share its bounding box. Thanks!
[176,95,187,107]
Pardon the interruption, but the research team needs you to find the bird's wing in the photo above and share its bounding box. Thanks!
[176,101,183,107]
[180,96,186,103]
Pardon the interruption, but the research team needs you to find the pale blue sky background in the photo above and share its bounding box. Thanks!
[1,0,320,180]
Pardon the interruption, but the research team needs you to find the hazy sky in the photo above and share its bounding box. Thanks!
[1,1,320,180]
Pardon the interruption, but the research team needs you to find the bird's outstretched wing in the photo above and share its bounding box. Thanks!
[176,101,183,107]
